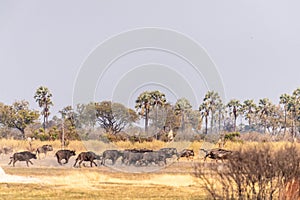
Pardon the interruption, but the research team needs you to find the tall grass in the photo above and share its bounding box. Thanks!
[1,138,299,156]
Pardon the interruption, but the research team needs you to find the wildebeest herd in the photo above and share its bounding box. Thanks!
[5,145,233,168]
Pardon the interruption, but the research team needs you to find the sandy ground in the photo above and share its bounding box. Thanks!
[0,167,40,183]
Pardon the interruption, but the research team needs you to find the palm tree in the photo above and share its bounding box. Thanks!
[150,90,166,131]
[227,99,242,132]
[242,99,257,129]
[290,88,300,137]
[216,103,225,133]
[258,98,273,133]
[174,98,192,131]
[279,94,292,134]
[199,91,223,134]
[136,91,166,133]
[34,86,53,132]
[199,101,210,134]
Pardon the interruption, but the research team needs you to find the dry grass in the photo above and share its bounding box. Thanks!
[1,167,205,200]
[1,139,300,199]
[2,138,298,158]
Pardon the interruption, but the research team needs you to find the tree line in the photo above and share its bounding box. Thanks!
[0,86,299,141]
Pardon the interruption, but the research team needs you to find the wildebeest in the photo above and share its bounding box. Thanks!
[178,149,195,161]
[121,148,153,165]
[200,148,233,162]
[159,148,178,159]
[101,150,123,165]
[36,144,53,159]
[8,151,37,167]
[126,152,144,166]
[0,147,13,156]
[55,150,76,165]
[140,151,167,166]
[73,151,101,168]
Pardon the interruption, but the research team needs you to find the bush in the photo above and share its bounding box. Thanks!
[194,144,300,199]
[224,132,240,141]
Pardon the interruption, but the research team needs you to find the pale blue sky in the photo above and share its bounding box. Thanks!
[1,1,300,117]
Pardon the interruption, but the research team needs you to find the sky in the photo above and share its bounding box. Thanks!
[0,1,300,117]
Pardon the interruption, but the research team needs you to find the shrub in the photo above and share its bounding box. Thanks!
[194,144,300,199]
[224,132,240,141]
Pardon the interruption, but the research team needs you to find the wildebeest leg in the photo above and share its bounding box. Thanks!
[13,160,17,167]
[91,160,97,167]
[204,154,209,162]
[64,158,69,164]
[79,160,83,168]
[28,160,34,165]
[8,158,13,165]
[26,160,29,167]
[57,158,62,165]
[73,159,78,167]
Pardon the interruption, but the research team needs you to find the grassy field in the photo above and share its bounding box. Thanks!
[1,139,299,199]
[0,139,209,199]
[1,166,205,200]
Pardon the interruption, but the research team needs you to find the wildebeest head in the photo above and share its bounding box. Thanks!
[47,145,53,151]
[70,150,76,156]
[42,145,53,151]
[32,153,37,159]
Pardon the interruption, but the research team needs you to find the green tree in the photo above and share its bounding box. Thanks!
[293,88,300,134]
[0,101,39,138]
[227,99,242,132]
[96,101,138,134]
[199,101,210,134]
[174,98,192,131]
[266,104,283,135]
[76,103,97,128]
[289,88,300,137]
[135,91,152,132]
[59,106,80,141]
[59,106,79,128]
[150,90,166,130]
[34,86,53,132]
[162,103,179,131]
[279,94,292,134]
[189,110,202,132]
[199,91,223,134]
[242,99,257,129]
[135,91,165,133]
[258,98,273,133]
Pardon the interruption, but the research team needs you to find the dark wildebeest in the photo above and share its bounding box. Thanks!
[55,150,76,165]
[73,151,101,168]
[126,152,144,166]
[159,148,178,159]
[121,149,153,165]
[36,145,53,159]
[101,150,123,165]
[200,148,233,162]
[140,151,167,166]
[178,149,195,161]
[8,151,37,167]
